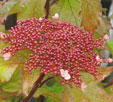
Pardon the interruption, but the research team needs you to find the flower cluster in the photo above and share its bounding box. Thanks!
[2,18,103,87]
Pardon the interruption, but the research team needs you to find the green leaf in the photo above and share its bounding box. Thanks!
[0,58,18,82]
[62,85,89,102]
[49,0,81,26]
[34,79,63,102]
[42,92,62,102]
[81,72,95,84]
[105,85,113,96]
[8,2,22,15]
[46,82,64,96]
[0,39,10,50]
[46,98,58,102]
[0,1,17,18]
[80,0,102,32]
[0,25,6,33]
[0,64,17,82]
[81,67,113,84]
[84,82,113,102]
[81,68,113,102]
[0,88,17,101]
[1,96,20,102]
[109,14,113,19]
[22,68,40,96]
[106,41,113,55]
[95,17,111,38]
[12,49,33,63]
[18,0,46,20]
[34,87,62,102]
[1,66,22,93]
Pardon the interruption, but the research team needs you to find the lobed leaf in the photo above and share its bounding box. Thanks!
[1,66,22,93]
[84,82,113,102]
[0,1,17,19]
[18,0,46,20]
[22,68,40,96]
[62,85,89,102]
[80,0,102,32]
[49,0,81,26]
[106,41,113,55]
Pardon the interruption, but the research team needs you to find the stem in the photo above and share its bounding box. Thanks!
[40,77,54,87]
[103,79,113,88]
[23,73,45,102]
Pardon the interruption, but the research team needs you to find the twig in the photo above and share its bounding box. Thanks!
[23,73,45,102]
[40,77,54,87]
[23,74,54,102]
[44,0,59,19]
[103,79,113,88]
[45,0,50,19]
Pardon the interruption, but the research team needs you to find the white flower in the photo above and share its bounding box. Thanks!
[39,17,43,21]
[103,34,109,41]
[52,13,59,20]
[3,52,11,60]
[60,69,71,80]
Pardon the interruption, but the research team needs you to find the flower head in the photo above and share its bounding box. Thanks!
[2,18,103,87]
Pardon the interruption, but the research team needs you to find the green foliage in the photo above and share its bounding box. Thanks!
[34,80,63,102]
[0,0,18,19]
[106,41,113,55]
[49,0,81,26]
[18,0,46,20]
[105,85,113,96]
[84,82,113,102]
[22,68,40,96]
[0,0,113,102]
[62,85,89,102]
[80,0,102,32]
[1,67,22,93]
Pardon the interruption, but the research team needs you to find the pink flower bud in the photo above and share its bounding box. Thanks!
[0,18,3,23]
[52,13,59,20]
[102,75,107,80]
[106,58,113,63]
[0,32,6,39]
[0,49,2,54]
[103,34,109,41]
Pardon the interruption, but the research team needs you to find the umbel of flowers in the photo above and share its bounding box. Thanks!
[0,17,109,87]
